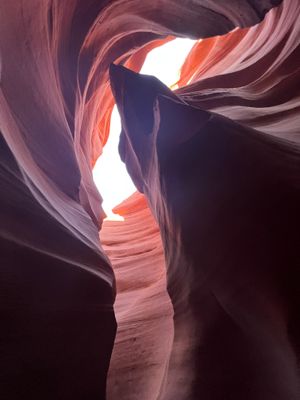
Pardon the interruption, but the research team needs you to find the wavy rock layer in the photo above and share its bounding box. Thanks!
[101,193,173,400]
[110,64,300,400]
[176,0,300,143]
[108,1,300,398]
[0,0,295,399]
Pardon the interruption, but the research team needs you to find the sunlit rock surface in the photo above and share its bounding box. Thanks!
[2,0,299,399]
[101,193,173,400]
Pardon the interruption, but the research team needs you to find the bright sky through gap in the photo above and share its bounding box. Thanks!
[93,38,196,220]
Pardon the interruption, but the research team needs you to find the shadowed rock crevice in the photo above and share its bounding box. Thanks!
[110,62,300,399]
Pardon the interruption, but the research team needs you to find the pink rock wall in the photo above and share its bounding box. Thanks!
[2,0,298,399]
[101,193,173,400]
[110,65,300,400]
[108,1,299,398]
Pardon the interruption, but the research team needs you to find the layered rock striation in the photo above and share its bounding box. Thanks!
[110,59,300,399]
[2,0,299,399]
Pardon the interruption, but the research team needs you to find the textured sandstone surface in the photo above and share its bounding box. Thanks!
[101,193,173,400]
[110,58,300,399]
[2,0,299,399]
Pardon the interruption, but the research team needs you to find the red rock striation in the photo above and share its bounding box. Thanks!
[2,0,299,399]
[101,193,173,400]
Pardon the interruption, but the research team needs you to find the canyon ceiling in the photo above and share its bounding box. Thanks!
[0,0,299,399]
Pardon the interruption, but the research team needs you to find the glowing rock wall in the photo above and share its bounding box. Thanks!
[101,193,173,400]
[2,0,299,399]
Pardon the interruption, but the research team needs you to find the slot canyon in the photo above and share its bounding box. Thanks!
[1,0,299,399]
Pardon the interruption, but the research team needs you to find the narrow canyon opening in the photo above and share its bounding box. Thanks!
[95,37,196,399]
[92,38,196,220]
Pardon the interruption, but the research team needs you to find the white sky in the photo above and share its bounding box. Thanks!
[93,38,196,220]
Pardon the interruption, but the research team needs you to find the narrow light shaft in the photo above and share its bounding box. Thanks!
[93,38,196,220]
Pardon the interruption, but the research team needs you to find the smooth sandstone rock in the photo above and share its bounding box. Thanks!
[101,193,173,400]
[2,0,297,399]
[110,64,300,399]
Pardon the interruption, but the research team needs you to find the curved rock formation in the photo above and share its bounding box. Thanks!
[110,60,300,399]
[2,0,299,399]
[101,193,173,400]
